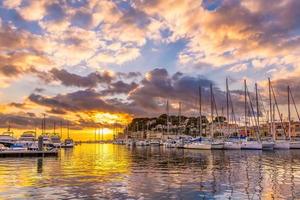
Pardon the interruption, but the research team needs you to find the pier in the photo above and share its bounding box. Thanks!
[0,150,58,157]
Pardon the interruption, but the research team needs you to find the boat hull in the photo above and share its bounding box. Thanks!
[290,141,300,149]
[262,141,274,150]
[274,141,290,149]
[224,142,241,150]
[184,143,211,150]
[211,142,224,150]
[241,142,262,150]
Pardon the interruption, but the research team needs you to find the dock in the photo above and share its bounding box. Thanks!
[0,150,58,157]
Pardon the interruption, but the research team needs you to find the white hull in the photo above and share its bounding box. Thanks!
[241,141,262,150]
[224,142,241,150]
[274,141,290,149]
[136,141,149,146]
[211,142,224,150]
[184,142,211,150]
[262,141,274,150]
[290,141,300,149]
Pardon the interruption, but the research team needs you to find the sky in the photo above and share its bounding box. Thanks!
[0,0,300,139]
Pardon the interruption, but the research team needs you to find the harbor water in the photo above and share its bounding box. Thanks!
[0,144,300,199]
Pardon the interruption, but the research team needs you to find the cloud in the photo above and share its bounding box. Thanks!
[48,68,114,88]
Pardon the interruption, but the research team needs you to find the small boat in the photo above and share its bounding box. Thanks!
[274,140,290,149]
[41,134,54,147]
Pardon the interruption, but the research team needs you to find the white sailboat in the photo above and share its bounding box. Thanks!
[184,138,211,150]
[269,78,290,149]
[287,86,300,149]
[241,81,262,150]
[224,78,241,150]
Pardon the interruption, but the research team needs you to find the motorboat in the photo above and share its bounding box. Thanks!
[0,131,17,147]
[41,134,54,147]
[18,131,36,147]
[51,135,62,148]
[62,138,74,148]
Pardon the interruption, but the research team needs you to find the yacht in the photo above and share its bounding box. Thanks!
[261,137,275,150]
[241,139,263,150]
[41,134,54,147]
[18,131,36,145]
[184,138,211,150]
[51,135,62,148]
[62,138,74,148]
[0,131,17,147]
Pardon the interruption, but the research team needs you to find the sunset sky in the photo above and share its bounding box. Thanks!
[0,0,300,139]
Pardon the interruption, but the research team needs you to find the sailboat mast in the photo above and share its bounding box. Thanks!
[67,121,70,139]
[255,83,260,134]
[268,78,274,140]
[288,85,291,140]
[210,84,214,138]
[199,86,202,137]
[226,78,229,135]
[60,120,63,138]
[244,80,247,136]
[166,100,169,135]
[178,101,181,135]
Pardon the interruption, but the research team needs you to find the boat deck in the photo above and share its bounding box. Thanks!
[0,150,58,157]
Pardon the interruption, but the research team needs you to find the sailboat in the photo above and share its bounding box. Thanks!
[287,86,300,149]
[224,78,241,150]
[240,80,262,150]
[210,84,224,150]
[268,78,290,149]
[184,86,213,150]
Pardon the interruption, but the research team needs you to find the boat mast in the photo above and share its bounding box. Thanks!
[226,78,229,136]
[60,120,63,138]
[268,78,274,140]
[166,100,169,135]
[199,86,202,137]
[210,84,214,138]
[255,83,260,137]
[67,121,70,139]
[288,85,291,140]
[244,80,247,137]
[178,101,181,135]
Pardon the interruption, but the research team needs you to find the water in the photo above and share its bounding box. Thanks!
[0,144,300,199]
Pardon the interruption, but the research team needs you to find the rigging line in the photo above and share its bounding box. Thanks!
[228,87,238,133]
[289,87,300,121]
[270,83,287,137]
[246,84,260,141]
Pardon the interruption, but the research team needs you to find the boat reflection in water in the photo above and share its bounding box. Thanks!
[0,144,300,199]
